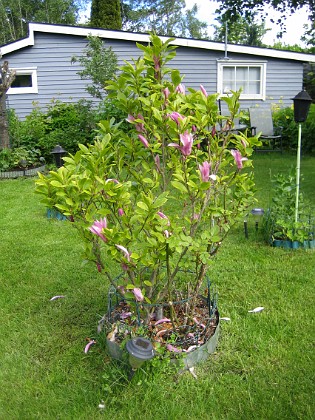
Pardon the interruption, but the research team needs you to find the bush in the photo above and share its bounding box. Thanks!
[8,100,98,162]
[0,146,44,171]
[272,104,315,153]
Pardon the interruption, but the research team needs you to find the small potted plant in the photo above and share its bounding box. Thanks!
[263,172,314,249]
[36,34,260,367]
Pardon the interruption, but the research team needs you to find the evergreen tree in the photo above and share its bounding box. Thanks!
[90,0,122,30]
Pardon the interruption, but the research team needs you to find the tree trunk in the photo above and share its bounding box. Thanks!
[0,92,10,149]
[0,59,15,149]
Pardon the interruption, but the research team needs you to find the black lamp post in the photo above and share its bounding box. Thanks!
[292,90,312,123]
[51,145,67,168]
[291,90,312,222]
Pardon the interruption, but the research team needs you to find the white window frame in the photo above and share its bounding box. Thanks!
[7,67,38,94]
[217,61,267,100]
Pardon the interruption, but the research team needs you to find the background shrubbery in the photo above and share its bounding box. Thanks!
[273,103,315,153]
[3,100,315,171]
[7,98,128,165]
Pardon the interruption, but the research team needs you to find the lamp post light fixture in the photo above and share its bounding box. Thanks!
[126,337,155,374]
[291,90,312,223]
[244,208,264,239]
[51,145,67,168]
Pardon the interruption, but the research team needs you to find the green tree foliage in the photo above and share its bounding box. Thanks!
[0,0,89,45]
[121,0,209,38]
[213,0,314,36]
[90,0,122,30]
[71,35,118,99]
[212,13,269,46]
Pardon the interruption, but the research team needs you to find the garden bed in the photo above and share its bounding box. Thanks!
[0,164,46,178]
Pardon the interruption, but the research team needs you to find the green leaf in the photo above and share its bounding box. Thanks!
[144,280,152,287]
[171,181,187,193]
[50,180,63,188]
[137,201,149,211]
[171,69,182,86]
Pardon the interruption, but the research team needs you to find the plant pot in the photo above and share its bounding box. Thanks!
[46,208,67,220]
[272,238,313,249]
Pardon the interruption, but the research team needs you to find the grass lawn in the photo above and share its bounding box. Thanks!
[0,153,314,419]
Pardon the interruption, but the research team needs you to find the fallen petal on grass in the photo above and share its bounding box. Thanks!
[155,318,171,325]
[84,339,96,353]
[248,306,264,313]
[220,317,231,321]
[50,295,65,301]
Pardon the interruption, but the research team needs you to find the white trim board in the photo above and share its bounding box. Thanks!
[1,22,314,63]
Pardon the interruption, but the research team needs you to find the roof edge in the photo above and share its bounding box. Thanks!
[1,22,314,63]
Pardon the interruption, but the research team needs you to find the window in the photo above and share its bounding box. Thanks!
[217,61,266,100]
[7,68,38,94]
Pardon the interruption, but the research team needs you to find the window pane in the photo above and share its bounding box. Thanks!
[248,81,260,94]
[236,67,247,81]
[249,67,261,80]
[11,74,32,88]
[222,67,235,92]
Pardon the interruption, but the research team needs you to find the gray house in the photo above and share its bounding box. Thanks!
[1,22,315,119]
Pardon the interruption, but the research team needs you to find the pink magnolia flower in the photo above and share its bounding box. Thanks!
[157,211,170,225]
[163,87,170,100]
[175,83,185,94]
[153,55,160,73]
[168,131,194,156]
[118,208,124,217]
[200,84,208,97]
[138,134,149,148]
[115,244,131,261]
[199,161,210,182]
[89,218,108,242]
[126,114,135,123]
[167,111,185,126]
[105,178,119,184]
[126,114,145,132]
[132,287,144,302]
[231,149,248,169]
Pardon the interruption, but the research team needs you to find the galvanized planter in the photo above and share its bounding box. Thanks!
[105,318,220,370]
[103,278,219,371]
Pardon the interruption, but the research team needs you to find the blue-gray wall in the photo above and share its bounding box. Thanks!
[5,32,303,119]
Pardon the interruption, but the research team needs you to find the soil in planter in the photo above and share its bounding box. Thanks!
[104,296,219,353]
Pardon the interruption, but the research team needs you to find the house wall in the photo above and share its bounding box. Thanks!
[5,32,303,119]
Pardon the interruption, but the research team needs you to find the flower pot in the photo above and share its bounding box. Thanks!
[46,208,67,220]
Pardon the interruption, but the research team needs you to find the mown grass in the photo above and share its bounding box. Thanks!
[0,153,314,419]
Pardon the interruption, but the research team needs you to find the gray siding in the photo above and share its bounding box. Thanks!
[5,32,303,119]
